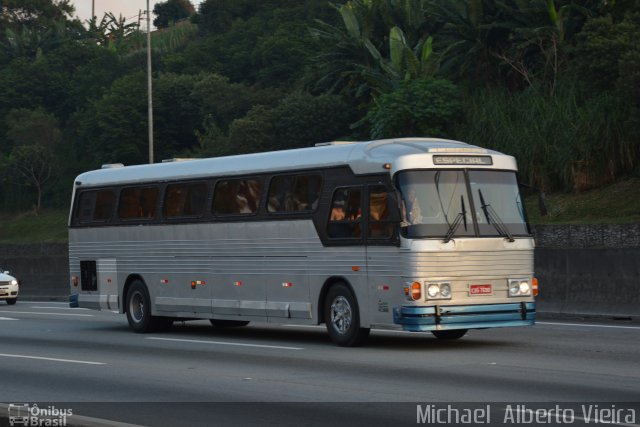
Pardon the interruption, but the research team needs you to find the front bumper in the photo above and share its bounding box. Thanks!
[0,284,19,299]
[393,302,535,331]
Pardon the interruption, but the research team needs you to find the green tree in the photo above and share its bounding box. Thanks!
[227,106,276,154]
[78,72,148,165]
[366,78,462,139]
[3,108,61,213]
[270,92,355,150]
[153,0,195,29]
[570,12,640,91]
[0,0,83,63]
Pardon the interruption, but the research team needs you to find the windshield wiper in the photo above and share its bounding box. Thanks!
[443,195,467,243]
[478,189,514,242]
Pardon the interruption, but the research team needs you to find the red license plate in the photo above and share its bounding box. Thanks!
[470,284,492,295]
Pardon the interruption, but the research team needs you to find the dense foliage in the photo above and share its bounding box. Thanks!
[0,0,638,213]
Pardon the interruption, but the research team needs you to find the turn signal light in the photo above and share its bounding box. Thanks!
[532,278,539,296]
[411,282,422,301]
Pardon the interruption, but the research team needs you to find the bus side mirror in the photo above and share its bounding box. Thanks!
[519,182,548,217]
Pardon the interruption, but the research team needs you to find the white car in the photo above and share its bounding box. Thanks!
[0,269,19,305]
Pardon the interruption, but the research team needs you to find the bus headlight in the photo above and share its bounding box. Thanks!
[509,279,531,297]
[427,284,440,298]
[425,282,452,300]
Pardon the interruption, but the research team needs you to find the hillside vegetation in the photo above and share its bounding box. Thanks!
[0,0,638,233]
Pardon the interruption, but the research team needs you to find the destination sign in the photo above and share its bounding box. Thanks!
[433,155,493,166]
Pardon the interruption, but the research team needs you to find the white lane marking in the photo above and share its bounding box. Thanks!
[0,317,18,320]
[0,353,106,365]
[537,321,640,331]
[147,337,303,350]
[27,301,68,304]
[6,311,94,317]
[30,306,90,310]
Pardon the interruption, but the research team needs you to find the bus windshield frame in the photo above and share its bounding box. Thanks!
[396,169,530,239]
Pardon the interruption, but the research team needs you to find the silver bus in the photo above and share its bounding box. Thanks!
[68,138,537,346]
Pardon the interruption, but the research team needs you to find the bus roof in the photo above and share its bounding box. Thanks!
[74,137,512,187]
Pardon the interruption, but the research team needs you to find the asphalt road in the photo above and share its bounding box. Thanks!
[1,301,639,427]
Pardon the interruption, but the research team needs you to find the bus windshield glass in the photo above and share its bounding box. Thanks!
[397,170,529,239]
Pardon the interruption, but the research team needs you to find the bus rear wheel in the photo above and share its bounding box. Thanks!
[125,280,172,333]
[431,329,468,340]
[324,283,370,347]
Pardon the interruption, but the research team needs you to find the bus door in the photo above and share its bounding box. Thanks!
[365,184,403,326]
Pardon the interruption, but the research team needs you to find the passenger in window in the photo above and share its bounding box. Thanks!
[345,191,362,220]
[401,187,422,226]
[330,200,346,221]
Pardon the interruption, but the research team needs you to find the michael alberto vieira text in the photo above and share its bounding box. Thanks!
[416,404,637,424]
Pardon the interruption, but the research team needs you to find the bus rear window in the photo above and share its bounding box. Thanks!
[76,190,115,223]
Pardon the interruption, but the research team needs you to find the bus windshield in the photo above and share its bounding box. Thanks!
[396,170,529,239]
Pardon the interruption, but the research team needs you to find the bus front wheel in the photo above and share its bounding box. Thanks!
[125,280,172,333]
[324,283,370,347]
[431,329,468,340]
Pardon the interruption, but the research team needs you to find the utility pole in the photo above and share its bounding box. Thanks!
[91,0,95,19]
[147,0,154,164]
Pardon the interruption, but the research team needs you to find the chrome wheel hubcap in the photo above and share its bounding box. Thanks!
[330,296,352,335]
[130,291,144,323]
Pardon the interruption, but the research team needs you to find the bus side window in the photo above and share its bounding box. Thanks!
[368,185,394,239]
[327,187,362,238]
[164,185,185,218]
[164,182,207,218]
[213,178,261,215]
[184,183,208,216]
[93,190,115,221]
[76,191,96,223]
[268,174,322,213]
[118,187,158,220]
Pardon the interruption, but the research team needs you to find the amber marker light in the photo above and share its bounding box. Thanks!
[352,266,360,272]
[532,278,539,296]
[411,282,422,301]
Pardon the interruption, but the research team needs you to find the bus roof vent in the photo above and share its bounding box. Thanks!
[161,158,198,163]
[101,163,125,169]
[315,140,358,147]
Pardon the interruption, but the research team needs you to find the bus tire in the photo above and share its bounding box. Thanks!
[324,283,370,347]
[431,329,468,340]
[209,319,250,328]
[6,298,17,305]
[125,280,172,333]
